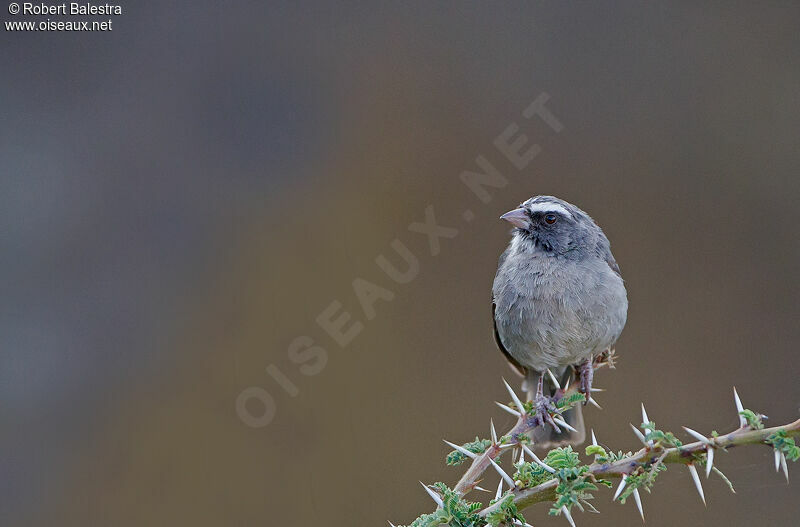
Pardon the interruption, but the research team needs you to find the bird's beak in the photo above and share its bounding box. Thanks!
[500,208,529,229]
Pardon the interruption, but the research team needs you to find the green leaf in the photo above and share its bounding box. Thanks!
[642,421,682,448]
[556,392,586,410]
[545,446,581,469]
[739,409,765,430]
[585,445,606,457]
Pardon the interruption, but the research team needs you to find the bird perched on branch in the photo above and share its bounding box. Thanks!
[492,196,628,448]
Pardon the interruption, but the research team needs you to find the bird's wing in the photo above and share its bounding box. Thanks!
[596,235,622,277]
[605,253,621,276]
[492,300,526,376]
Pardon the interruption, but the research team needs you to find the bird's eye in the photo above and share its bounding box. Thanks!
[544,213,557,225]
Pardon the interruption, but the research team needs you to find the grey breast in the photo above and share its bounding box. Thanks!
[492,251,627,373]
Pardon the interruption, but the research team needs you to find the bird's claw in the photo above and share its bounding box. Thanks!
[532,375,560,431]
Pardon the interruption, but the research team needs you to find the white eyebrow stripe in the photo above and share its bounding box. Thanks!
[527,202,571,216]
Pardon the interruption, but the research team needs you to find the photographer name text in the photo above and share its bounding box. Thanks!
[16,3,121,15]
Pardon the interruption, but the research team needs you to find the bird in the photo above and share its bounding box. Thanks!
[492,195,628,448]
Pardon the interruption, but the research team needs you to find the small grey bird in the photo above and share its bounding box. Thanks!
[492,196,627,448]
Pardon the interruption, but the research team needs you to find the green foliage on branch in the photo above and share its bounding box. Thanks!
[446,438,493,466]
[555,392,586,410]
[546,447,609,516]
[403,483,484,527]
[485,492,524,527]
[398,383,800,527]
[740,409,765,430]
[618,462,666,503]
[512,458,553,489]
[399,483,525,527]
[768,429,800,461]
[642,420,682,448]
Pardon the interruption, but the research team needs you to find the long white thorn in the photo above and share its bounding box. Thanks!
[630,423,647,445]
[774,449,781,472]
[490,419,498,444]
[474,486,491,493]
[561,505,576,527]
[522,444,556,473]
[591,429,598,447]
[587,396,603,410]
[519,447,525,463]
[388,522,396,527]
[706,447,714,478]
[488,455,515,487]
[733,387,745,427]
[564,377,571,390]
[590,387,605,392]
[503,378,527,416]
[495,478,504,500]
[780,452,789,482]
[682,426,711,444]
[688,464,706,506]
[633,488,644,522]
[496,401,522,417]
[420,482,443,508]
[546,369,561,390]
[513,520,535,527]
[443,440,477,459]
[641,404,654,446]
[553,416,578,433]
[613,475,628,501]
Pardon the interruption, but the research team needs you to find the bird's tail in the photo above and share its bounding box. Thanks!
[525,369,586,451]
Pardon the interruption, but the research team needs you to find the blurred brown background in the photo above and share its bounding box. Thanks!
[1,2,799,526]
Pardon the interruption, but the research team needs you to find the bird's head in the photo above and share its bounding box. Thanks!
[500,195,601,255]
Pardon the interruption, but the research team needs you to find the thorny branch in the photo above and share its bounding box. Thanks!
[395,354,799,527]
[454,352,614,497]
[479,416,800,519]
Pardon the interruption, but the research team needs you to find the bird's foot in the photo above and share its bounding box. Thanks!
[594,348,617,369]
[578,356,594,404]
[531,375,561,432]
